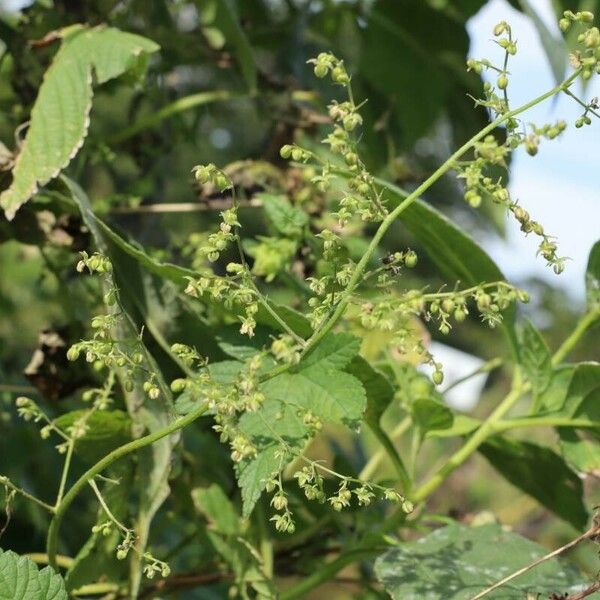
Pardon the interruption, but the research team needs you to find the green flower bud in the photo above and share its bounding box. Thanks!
[432,370,444,385]
[559,18,570,32]
[497,74,508,89]
[280,144,293,159]
[404,251,418,268]
[66,347,80,361]
[314,63,328,78]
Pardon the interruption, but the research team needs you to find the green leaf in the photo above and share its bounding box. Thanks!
[54,410,131,463]
[300,332,361,371]
[261,194,308,238]
[425,414,481,439]
[534,366,574,413]
[518,0,566,85]
[236,363,367,516]
[263,363,366,428]
[214,0,257,92]
[350,355,395,426]
[561,362,600,417]
[375,522,587,599]
[585,240,600,310]
[237,401,307,516]
[519,319,552,396]
[0,26,159,220]
[479,436,588,529]
[192,484,240,536]
[376,179,517,353]
[411,398,453,436]
[558,429,600,473]
[0,549,67,600]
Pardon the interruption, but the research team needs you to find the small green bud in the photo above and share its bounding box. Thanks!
[66,347,80,361]
[280,144,293,159]
[432,370,444,386]
[291,147,304,161]
[559,18,570,32]
[331,65,350,85]
[497,74,508,90]
[314,63,328,78]
[404,251,418,268]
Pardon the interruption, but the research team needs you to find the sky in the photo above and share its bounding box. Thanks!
[467,0,599,302]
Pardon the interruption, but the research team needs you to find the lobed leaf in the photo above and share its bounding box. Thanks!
[0,549,67,600]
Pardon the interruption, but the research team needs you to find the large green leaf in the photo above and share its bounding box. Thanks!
[375,522,586,599]
[479,436,588,529]
[377,181,518,352]
[558,429,600,473]
[0,549,67,600]
[411,398,454,436]
[1,26,159,220]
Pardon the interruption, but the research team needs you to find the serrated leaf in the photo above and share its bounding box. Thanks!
[236,364,367,516]
[534,366,574,413]
[300,332,361,371]
[519,319,552,396]
[479,436,588,529]
[586,240,600,310]
[0,549,67,600]
[261,194,308,238]
[1,26,159,220]
[375,522,586,599]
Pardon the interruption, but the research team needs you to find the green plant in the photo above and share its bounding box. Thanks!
[1,6,600,600]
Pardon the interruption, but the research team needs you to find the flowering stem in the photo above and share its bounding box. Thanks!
[0,476,55,513]
[46,404,208,570]
[299,68,582,362]
[55,439,75,507]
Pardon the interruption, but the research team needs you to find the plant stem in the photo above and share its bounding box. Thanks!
[300,69,582,362]
[411,373,527,503]
[280,548,381,600]
[359,417,411,481]
[0,476,55,513]
[366,423,411,491]
[89,478,131,533]
[442,357,503,394]
[25,553,73,569]
[551,308,600,366]
[55,439,74,507]
[46,404,208,569]
[493,416,599,432]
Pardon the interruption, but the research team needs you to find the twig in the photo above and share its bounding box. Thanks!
[468,524,600,600]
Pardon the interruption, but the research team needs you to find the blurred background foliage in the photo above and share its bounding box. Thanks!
[0,0,598,597]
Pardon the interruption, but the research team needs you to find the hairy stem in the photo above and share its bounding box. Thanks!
[46,404,208,569]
